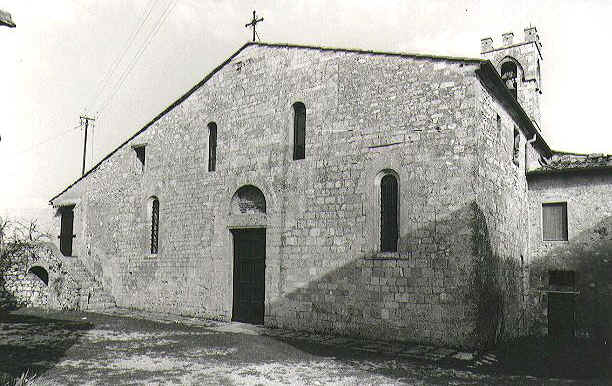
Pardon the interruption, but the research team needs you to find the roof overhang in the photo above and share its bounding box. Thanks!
[526,165,612,177]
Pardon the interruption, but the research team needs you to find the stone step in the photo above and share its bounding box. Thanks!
[85,302,116,311]
[57,254,118,312]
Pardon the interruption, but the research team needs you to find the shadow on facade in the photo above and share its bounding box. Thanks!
[0,312,93,380]
[478,214,612,379]
[529,214,612,342]
[266,201,524,350]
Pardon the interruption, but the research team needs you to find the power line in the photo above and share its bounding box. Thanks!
[87,0,160,112]
[97,0,178,118]
[13,122,83,156]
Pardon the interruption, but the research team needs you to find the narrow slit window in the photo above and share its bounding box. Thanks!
[293,102,306,160]
[150,197,159,254]
[380,174,399,252]
[542,203,568,241]
[208,122,217,172]
[513,127,520,166]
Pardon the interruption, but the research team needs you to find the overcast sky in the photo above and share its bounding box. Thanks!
[1,0,611,221]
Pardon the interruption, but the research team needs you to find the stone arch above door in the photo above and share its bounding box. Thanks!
[231,185,266,215]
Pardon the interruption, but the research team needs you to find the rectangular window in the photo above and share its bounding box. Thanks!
[133,145,146,173]
[542,203,568,241]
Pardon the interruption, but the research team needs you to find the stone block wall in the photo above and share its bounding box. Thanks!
[49,43,535,347]
[472,78,538,346]
[528,170,612,340]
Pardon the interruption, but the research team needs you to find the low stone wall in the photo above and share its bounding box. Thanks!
[2,265,48,307]
[0,242,84,311]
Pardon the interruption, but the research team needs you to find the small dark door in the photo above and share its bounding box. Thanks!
[548,293,575,338]
[232,228,266,324]
[59,206,75,256]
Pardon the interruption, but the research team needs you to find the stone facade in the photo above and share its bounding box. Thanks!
[46,30,608,348]
[527,158,612,341]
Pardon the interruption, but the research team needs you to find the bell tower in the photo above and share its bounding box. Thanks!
[481,27,543,131]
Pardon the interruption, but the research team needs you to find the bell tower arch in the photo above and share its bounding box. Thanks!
[481,27,543,131]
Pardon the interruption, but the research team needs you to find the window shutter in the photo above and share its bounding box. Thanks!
[542,203,568,241]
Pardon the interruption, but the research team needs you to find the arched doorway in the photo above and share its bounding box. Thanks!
[230,185,266,324]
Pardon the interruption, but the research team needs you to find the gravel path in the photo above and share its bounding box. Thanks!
[0,308,603,385]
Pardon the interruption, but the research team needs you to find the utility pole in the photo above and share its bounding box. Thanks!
[245,10,263,42]
[80,115,95,176]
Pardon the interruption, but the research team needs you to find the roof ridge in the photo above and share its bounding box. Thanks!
[248,41,485,63]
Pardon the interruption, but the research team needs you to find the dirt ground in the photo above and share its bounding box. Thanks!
[0,308,608,385]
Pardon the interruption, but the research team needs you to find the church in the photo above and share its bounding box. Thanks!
[43,26,611,349]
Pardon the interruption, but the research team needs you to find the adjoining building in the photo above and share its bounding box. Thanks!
[45,27,611,348]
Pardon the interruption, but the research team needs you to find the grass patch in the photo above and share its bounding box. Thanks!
[0,311,93,380]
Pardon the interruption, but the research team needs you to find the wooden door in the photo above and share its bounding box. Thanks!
[59,206,75,256]
[548,293,575,338]
[232,229,266,324]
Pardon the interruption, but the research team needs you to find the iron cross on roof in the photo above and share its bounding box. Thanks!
[245,10,263,42]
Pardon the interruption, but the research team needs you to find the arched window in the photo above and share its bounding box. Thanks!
[149,197,159,254]
[208,122,217,172]
[501,61,518,99]
[380,174,399,252]
[293,102,306,160]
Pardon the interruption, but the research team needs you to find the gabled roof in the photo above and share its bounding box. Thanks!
[49,41,552,203]
[50,42,253,204]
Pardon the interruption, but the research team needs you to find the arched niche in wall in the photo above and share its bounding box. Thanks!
[28,266,49,286]
[231,185,267,215]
